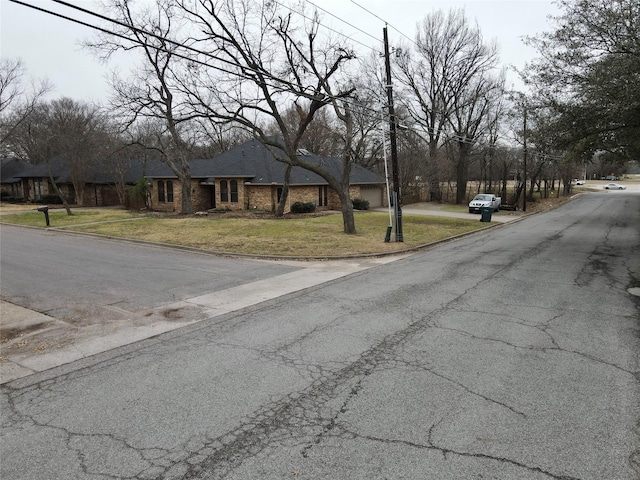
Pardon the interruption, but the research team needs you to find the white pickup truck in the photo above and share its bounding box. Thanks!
[468,194,501,213]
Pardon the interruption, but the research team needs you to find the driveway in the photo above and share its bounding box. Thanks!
[386,202,520,223]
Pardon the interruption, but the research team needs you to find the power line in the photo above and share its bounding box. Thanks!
[348,0,418,49]
[16,0,330,103]
[273,0,378,54]
[302,0,382,45]
[11,0,512,151]
[11,0,393,126]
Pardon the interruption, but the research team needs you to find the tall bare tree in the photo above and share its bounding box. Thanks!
[87,0,199,214]
[174,0,360,232]
[0,58,52,148]
[396,9,501,203]
[8,98,108,213]
[48,98,109,207]
[448,72,505,203]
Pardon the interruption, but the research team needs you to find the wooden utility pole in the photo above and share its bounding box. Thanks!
[523,105,527,212]
[383,26,403,242]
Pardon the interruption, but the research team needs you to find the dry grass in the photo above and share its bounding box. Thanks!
[0,203,39,212]
[1,208,488,257]
[0,208,145,227]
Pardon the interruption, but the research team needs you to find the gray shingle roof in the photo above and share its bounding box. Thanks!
[146,138,384,185]
[12,156,161,184]
[0,157,32,183]
[5,139,384,187]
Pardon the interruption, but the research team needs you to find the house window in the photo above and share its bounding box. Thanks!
[230,180,238,203]
[277,187,283,203]
[318,185,328,206]
[33,179,44,200]
[158,180,166,202]
[166,180,174,202]
[220,180,228,202]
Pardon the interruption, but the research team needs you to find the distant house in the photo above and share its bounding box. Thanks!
[9,155,143,207]
[0,157,32,199]
[145,138,386,213]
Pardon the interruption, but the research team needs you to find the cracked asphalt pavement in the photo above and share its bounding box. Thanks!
[1,192,639,479]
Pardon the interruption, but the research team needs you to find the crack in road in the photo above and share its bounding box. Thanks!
[338,430,584,480]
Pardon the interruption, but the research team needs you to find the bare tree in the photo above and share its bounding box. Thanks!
[87,0,199,214]
[448,72,505,203]
[9,102,71,213]
[174,0,360,232]
[0,58,52,148]
[46,98,110,207]
[396,9,501,203]
[265,105,339,157]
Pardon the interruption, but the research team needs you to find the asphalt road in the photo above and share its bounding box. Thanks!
[0,227,301,313]
[2,192,639,479]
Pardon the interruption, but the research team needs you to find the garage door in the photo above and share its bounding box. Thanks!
[359,186,383,207]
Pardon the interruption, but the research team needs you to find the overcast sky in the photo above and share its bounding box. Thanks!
[1,0,559,104]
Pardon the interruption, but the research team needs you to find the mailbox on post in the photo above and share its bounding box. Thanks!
[37,206,50,226]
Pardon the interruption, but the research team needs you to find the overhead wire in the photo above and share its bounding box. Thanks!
[13,0,391,118]
[272,0,379,54]
[348,0,419,49]
[301,0,382,46]
[16,0,357,109]
[11,0,520,151]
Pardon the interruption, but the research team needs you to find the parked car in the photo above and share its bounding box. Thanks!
[575,179,585,185]
[604,183,626,190]
[468,194,501,213]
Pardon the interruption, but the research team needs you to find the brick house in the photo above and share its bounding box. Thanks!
[5,155,142,207]
[0,157,31,199]
[146,138,386,213]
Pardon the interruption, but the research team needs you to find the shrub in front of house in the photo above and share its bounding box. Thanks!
[3,196,26,203]
[291,201,316,213]
[352,198,370,210]
[39,194,63,204]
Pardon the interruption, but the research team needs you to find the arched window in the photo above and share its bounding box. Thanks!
[220,180,228,202]
[230,180,238,203]
[158,180,165,202]
[166,180,174,202]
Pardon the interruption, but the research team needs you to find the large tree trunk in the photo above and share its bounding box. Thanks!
[46,161,73,216]
[275,164,292,217]
[180,175,191,214]
[337,185,356,234]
